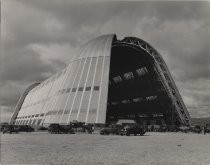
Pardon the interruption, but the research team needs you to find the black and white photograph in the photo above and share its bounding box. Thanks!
[1,0,210,165]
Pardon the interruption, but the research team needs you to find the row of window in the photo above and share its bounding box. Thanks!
[17,113,44,119]
[15,118,42,126]
[46,108,97,116]
[111,67,148,85]
[57,86,100,95]
[21,86,100,109]
[108,95,158,106]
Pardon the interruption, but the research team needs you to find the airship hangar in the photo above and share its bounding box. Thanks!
[10,34,191,127]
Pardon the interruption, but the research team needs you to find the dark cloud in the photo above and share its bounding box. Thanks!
[1,0,210,121]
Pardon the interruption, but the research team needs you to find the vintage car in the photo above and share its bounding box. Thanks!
[159,125,168,132]
[18,125,35,132]
[2,125,19,134]
[83,124,94,134]
[48,123,75,134]
[190,125,202,133]
[205,124,210,133]
[120,125,146,136]
[0,123,9,132]
[179,126,190,133]
[100,124,122,135]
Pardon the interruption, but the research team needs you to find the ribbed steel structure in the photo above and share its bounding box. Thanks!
[11,34,191,126]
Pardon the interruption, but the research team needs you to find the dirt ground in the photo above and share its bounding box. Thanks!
[1,132,210,165]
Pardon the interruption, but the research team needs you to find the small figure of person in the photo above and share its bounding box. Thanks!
[203,125,206,135]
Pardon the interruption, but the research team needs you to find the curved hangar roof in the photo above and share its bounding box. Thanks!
[10,34,191,126]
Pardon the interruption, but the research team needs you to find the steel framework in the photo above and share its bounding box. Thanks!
[112,37,191,126]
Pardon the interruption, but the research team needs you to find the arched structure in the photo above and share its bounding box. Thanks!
[11,34,191,126]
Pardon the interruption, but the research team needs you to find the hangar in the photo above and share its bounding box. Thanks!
[10,34,191,126]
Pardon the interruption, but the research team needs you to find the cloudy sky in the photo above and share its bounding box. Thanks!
[1,0,210,122]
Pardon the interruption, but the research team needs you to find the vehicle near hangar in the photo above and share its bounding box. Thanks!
[190,125,202,133]
[120,125,146,136]
[100,124,122,135]
[48,123,75,134]
[205,124,210,133]
[2,125,19,134]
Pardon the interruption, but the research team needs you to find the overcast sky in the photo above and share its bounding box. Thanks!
[1,0,210,122]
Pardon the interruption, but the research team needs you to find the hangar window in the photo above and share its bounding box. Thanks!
[66,88,71,93]
[78,87,84,91]
[40,113,44,117]
[64,110,69,114]
[72,88,77,92]
[58,110,63,114]
[146,95,157,101]
[124,72,134,80]
[35,114,39,117]
[111,101,119,105]
[85,87,91,91]
[133,98,143,103]
[113,76,122,83]
[136,67,148,76]
[121,99,131,104]
[94,86,100,91]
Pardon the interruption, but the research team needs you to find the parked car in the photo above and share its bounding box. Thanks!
[2,125,19,134]
[60,124,75,134]
[179,126,190,133]
[48,124,60,134]
[18,125,35,132]
[48,123,75,134]
[153,125,161,132]
[190,125,202,133]
[167,125,179,132]
[83,124,94,134]
[0,123,9,132]
[37,126,48,130]
[100,124,122,135]
[205,124,210,133]
[159,125,168,132]
[120,125,146,136]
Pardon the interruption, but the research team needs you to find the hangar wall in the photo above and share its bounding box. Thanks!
[13,34,114,126]
[11,34,191,126]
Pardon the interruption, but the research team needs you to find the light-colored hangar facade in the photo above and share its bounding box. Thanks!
[10,34,191,126]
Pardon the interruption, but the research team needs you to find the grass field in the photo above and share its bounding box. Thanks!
[1,132,210,165]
